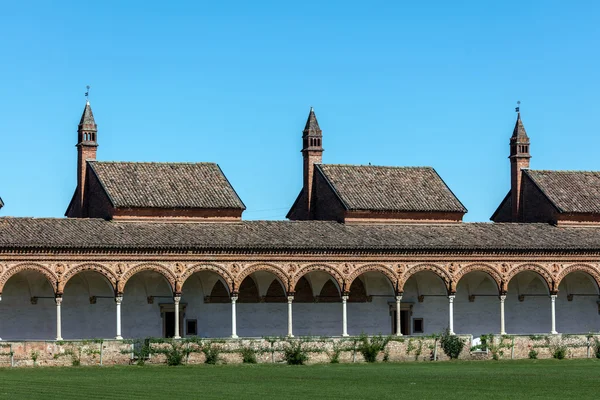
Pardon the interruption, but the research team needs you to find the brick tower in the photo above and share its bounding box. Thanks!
[302,107,323,217]
[509,108,530,221]
[75,100,98,216]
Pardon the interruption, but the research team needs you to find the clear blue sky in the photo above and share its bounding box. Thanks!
[1,1,599,222]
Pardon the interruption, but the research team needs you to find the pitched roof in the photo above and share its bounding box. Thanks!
[1,218,600,252]
[88,161,245,210]
[79,102,97,130]
[525,170,600,213]
[316,164,467,213]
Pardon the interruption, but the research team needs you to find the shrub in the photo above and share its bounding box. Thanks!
[357,334,390,363]
[283,340,308,365]
[202,345,221,365]
[552,345,567,360]
[439,329,465,360]
[594,338,600,359]
[241,347,257,364]
[528,349,538,359]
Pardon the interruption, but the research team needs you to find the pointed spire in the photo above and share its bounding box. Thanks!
[511,112,528,139]
[78,102,97,132]
[304,107,322,135]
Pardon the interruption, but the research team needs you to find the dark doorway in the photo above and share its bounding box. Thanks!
[165,312,175,338]
[392,310,411,335]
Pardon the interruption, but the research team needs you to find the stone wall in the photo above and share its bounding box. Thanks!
[1,334,598,367]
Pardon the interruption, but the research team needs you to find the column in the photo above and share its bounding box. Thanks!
[499,294,506,335]
[448,294,455,335]
[55,295,63,341]
[395,295,403,336]
[115,295,123,340]
[550,294,558,334]
[173,294,181,339]
[231,294,238,339]
[287,295,294,337]
[342,294,349,337]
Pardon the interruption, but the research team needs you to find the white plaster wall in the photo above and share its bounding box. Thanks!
[403,271,449,335]
[555,272,600,333]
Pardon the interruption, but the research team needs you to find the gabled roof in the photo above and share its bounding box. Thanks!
[315,164,467,213]
[1,218,600,252]
[88,161,245,210]
[524,170,600,214]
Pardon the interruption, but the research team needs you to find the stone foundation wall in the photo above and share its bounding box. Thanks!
[0,334,598,367]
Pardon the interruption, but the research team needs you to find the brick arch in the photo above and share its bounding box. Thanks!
[291,264,344,293]
[346,264,398,293]
[180,263,234,294]
[399,263,451,293]
[555,263,600,292]
[454,263,502,293]
[505,263,553,293]
[118,263,176,294]
[234,263,290,294]
[60,263,117,293]
[0,263,58,295]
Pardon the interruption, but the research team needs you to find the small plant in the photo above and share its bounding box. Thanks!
[202,344,221,365]
[552,345,567,360]
[439,329,465,360]
[528,349,538,359]
[241,347,257,364]
[357,334,390,363]
[593,338,600,359]
[283,340,308,365]
[30,350,39,366]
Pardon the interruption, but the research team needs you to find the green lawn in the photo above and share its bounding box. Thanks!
[1,359,599,400]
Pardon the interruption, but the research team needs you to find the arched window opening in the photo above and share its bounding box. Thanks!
[348,278,368,302]
[207,280,229,303]
[264,279,286,303]
[294,276,314,302]
[238,277,260,303]
[317,279,341,303]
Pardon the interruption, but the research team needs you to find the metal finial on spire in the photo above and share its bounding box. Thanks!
[515,100,520,113]
[310,106,314,112]
[85,85,90,104]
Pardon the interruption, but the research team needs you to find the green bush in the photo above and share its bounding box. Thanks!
[357,334,390,363]
[594,338,600,359]
[528,349,538,359]
[283,340,308,365]
[241,347,257,364]
[203,345,221,365]
[439,329,465,360]
[552,345,567,360]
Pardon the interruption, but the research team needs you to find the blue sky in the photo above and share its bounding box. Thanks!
[0,1,599,221]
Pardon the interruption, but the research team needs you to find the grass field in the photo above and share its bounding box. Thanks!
[1,359,599,400]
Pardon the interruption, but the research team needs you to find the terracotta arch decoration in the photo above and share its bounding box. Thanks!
[453,263,502,293]
[346,264,398,292]
[555,263,600,291]
[60,263,117,293]
[291,264,344,293]
[0,263,58,295]
[505,263,554,292]
[179,263,234,294]
[398,263,451,293]
[234,263,290,293]
[118,263,177,294]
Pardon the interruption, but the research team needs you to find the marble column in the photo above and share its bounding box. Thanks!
[173,294,181,339]
[287,295,294,338]
[55,295,63,341]
[342,294,349,337]
[499,294,507,335]
[448,295,455,335]
[550,294,558,334]
[115,295,123,340]
[231,294,239,339]
[395,295,403,336]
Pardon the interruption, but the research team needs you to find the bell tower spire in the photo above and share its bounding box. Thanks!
[509,102,530,221]
[75,87,98,216]
[302,107,323,217]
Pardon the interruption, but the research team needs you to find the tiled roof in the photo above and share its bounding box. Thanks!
[512,113,528,139]
[316,164,467,213]
[79,102,96,129]
[304,107,321,135]
[525,170,600,214]
[88,161,245,210]
[1,218,598,252]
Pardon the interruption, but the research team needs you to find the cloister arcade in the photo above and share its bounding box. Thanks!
[0,263,599,341]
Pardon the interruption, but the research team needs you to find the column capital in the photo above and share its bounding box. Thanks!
[550,293,558,299]
[173,294,182,303]
[231,295,238,303]
[287,295,294,303]
[55,295,63,305]
[115,295,123,304]
[448,295,455,302]
[395,295,402,302]
[342,295,349,302]
[499,294,506,302]
[550,291,558,297]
